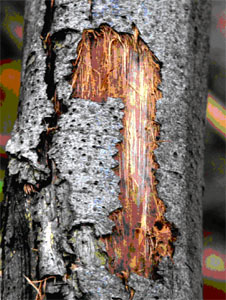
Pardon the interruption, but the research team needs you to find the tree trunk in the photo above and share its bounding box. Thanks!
[1,0,211,299]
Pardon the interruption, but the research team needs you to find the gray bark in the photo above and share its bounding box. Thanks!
[1,0,211,300]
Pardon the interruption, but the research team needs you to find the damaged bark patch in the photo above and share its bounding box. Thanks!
[71,24,177,280]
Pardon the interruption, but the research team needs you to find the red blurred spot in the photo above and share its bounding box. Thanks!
[0,135,11,147]
[203,248,226,281]
[0,87,6,106]
[217,11,226,37]
[204,284,226,300]
[0,59,12,66]
[0,153,8,159]
[14,25,23,39]
[204,230,212,238]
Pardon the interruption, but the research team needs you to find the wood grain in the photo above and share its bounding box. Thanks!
[71,24,176,279]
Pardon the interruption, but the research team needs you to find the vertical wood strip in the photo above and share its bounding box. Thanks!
[71,24,176,278]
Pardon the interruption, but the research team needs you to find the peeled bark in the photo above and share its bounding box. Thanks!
[1,1,211,300]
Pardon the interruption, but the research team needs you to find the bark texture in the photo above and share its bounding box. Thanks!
[1,1,211,300]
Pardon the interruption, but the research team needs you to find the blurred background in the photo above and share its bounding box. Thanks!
[0,1,225,299]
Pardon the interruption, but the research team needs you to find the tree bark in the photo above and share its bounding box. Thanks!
[1,0,211,299]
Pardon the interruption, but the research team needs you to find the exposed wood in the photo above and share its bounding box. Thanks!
[71,24,177,279]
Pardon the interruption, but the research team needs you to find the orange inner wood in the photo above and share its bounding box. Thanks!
[71,24,175,278]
